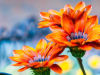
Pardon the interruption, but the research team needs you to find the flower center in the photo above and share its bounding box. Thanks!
[28,55,51,63]
[66,31,88,42]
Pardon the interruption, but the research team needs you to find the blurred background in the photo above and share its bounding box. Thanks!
[0,0,100,75]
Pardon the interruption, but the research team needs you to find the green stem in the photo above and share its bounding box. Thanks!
[77,58,86,75]
[30,67,50,75]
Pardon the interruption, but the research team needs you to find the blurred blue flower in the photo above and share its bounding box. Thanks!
[0,27,6,40]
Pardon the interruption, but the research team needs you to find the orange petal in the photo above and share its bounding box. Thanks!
[9,57,26,62]
[46,42,52,48]
[74,1,85,11]
[94,39,100,43]
[18,67,29,72]
[73,10,82,19]
[50,64,62,74]
[71,39,85,44]
[43,42,51,57]
[60,8,64,14]
[63,8,75,18]
[86,36,100,42]
[48,9,61,16]
[29,62,40,67]
[38,21,56,28]
[61,14,74,34]
[34,63,41,68]
[82,5,92,15]
[13,50,22,57]
[45,59,55,67]
[49,14,61,24]
[46,32,67,42]
[54,47,66,56]
[47,45,63,57]
[79,45,92,50]
[12,62,28,66]
[75,11,87,33]
[38,25,43,28]
[50,47,67,61]
[84,15,97,34]
[64,4,73,11]
[46,33,66,45]
[40,12,50,20]
[43,60,48,67]
[88,31,100,39]
[22,46,36,51]
[13,50,25,57]
[52,55,68,62]
[87,25,100,37]
[50,26,66,33]
[22,46,37,58]
[36,39,47,54]
[46,33,78,46]
[88,42,100,49]
[13,50,31,61]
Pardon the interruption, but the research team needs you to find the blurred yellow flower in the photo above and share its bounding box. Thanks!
[88,55,100,69]
[58,59,74,74]
[76,69,92,75]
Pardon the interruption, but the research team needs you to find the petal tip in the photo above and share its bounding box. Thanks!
[80,1,85,4]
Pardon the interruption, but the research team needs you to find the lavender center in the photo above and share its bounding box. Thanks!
[66,31,88,42]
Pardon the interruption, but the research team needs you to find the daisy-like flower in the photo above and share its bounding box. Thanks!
[9,39,68,74]
[38,1,92,28]
[46,11,100,54]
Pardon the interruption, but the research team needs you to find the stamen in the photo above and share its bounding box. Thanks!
[38,55,42,62]
[66,31,88,41]
[78,31,82,39]
[44,57,47,61]
[83,34,88,40]
[29,59,34,63]
[42,56,44,62]
[47,55,51,61]
[38,55,41,59]
[32,55,51,63]
[75,33,78,39]
[34,57,38,62]
[66,36,71,41]
[71,33,75,39]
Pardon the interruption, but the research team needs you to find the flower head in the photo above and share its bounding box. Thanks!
[38,1,92,28]
[46,12,100,51]
[9,39,68,74]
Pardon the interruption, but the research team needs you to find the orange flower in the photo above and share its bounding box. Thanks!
[38,1,92,28]
[46,11,100,51]
[9,39,68,74]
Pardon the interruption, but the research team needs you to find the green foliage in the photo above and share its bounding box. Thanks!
[30,67,50,75]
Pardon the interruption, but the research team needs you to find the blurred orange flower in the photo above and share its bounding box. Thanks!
[38,1,92,28]
[46,12,100,50]
[9,39,68,74]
